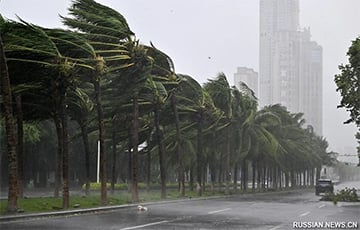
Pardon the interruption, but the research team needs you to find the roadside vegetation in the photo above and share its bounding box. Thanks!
[321,188,360,204]
[0,183,311,215]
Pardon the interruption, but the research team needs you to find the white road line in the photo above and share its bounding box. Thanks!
[318,204,326,209]
[269,224,283,230]
[208,208,231,214]
[119,220,170,230]
[299,211,310,217]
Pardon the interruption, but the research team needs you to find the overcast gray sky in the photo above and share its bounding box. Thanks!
[1,0,360,163]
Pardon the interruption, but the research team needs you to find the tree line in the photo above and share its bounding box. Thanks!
[0,0,335,214]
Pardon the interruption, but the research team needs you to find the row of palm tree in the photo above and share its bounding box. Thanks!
[0,0,334,214]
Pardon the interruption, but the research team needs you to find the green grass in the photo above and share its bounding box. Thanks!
[0,185,296,215]
[0,189,218,215]
[0,192,130,215]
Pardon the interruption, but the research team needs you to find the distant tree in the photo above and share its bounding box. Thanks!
[335,36,360,167]
[355,132,360,166]
[204,73,232,194]
[335,37,360,125]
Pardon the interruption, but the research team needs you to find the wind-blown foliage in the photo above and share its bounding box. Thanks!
[0,0,336,212]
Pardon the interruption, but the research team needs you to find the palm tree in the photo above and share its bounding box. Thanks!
[67,87,94,195]
[146,78,168,198]
[204,73,233,194]
[63,0,134,205]
[228,82,258,191]
[174,74,220,195]
[103,39,153,202]
[14,95,24,198]
[230,85,251,191]
[169,81,185,196]
[0,21,18,213]
[2,17,96,208]
[163,74,200,197]
[141,43,178,199]
[241,106,280,191]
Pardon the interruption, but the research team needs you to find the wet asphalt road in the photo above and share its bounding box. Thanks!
[1,182,359,230]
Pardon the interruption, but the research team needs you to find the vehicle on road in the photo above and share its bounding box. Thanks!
[315,179,334,195]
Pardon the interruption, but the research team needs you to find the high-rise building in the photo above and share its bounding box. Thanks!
[259,0,322,135]
[234,67,259,98]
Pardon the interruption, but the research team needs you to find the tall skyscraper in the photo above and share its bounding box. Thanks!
[234,67,259,98]
[259,0,322,135]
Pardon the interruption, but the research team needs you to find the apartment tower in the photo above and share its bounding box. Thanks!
[259,0,322,135]
[234,67,259,99]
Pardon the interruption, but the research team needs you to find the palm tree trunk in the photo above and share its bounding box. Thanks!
[154,107,167,199]
[225,130,231,195]
[310,168,315,186]
[80,123,90,196]
[16,95,24,198]
[111,123,117,195]
[285,171,289,188]
[189,164,194,192]
[131,95,139,202]
[93,79,107,205]
[262,165,266,189]
[303,170,306,188]
[146,137,151,192]
[290,170,296,188]
[61,94,70,209]
[242,160,248,191]
[54,117,63,198]
[196,119,203,196]
[218,152,223,191]
[252,161,256,192]
[171,94,185,197]
[1,34,18,213]
[209,132,217,194]
[257,162,261,192]
[202,164,206,192]
[273,167,277,190]
[209,153,216,194]
[233,164,238,191]
[127,127,132,192]
[315,167,321,182]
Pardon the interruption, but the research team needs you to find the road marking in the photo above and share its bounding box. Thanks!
[269,224,283,230]
[318,204,326,209]
[299,211,310,217]
[119,220,169,230]
[208,208,231,214]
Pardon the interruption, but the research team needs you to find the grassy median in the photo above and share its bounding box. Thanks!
[0,189,220,215]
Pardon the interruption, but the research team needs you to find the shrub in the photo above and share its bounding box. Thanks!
[81,182,128,191]
[321,187,359,203]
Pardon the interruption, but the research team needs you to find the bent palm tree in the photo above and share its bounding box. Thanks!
[0,20,18,214]
[204,73,233,194]
[2,18,95,208]
[63,0,133,205]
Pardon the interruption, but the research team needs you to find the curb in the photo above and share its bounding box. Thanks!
[0,203,137,222]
